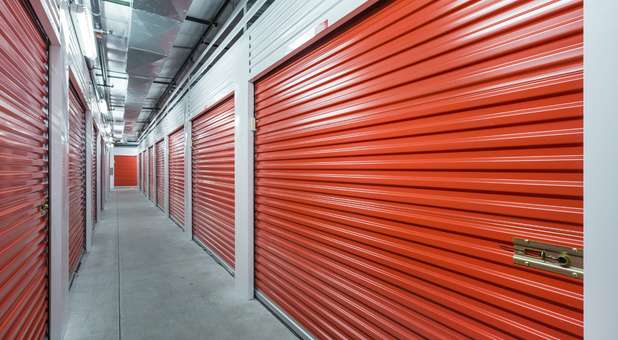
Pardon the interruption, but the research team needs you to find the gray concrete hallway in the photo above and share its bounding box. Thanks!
[64,188,297,340]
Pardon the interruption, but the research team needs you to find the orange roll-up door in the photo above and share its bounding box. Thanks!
[137,152,141,190]
[141,151,146,194]
[0,0,49,338]
[169,128,185,226]
[148,146,154,200]
[254,1,583,339]
[92,124,98,225]
[192,95,235,271]
[114,156,137,187]
[156,140,164,209]
[68,83,86,279]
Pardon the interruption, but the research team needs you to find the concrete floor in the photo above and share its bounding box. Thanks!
[64,188,297,340]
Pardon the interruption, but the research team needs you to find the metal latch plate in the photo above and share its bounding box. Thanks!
[512,238,583,280]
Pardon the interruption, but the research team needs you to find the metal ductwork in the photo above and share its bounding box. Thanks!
[124,0,194,133]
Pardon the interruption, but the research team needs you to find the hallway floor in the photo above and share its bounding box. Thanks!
[64,188,297,340]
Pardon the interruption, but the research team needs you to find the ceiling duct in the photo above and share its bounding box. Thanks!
[124,0,194,126]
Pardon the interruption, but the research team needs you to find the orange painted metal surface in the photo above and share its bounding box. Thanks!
[0,0,49,338]
[92,124,98,224]
[254,0,583,339]
[192,95,235,269]
[114,156,137,187]
[141,151,146,194]
[148,146,154,200]
[156,141,164,208]
[169,128,185,226]
[137,152,141,190]
[68,83,86,278]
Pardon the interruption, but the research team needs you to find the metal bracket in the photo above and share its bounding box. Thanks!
[503,238,583,279]
[251,117,258,132]
[37,199,49,215]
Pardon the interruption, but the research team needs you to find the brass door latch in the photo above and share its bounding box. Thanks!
[37,199,49,215]
[501,238,583,279]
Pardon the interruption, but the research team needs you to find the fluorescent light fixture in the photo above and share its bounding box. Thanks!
[99,99,108,115]
[71,4,97,60]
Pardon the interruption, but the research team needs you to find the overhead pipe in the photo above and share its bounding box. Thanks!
[136,0,233,140]
[138,0,265,143]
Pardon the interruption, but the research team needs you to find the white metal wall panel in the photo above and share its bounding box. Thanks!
[67,25,94,113]
[153,120,166,143]
[188,43,239,119]
[146,131,155,148]
[247,0,365,78]
[166,98,185,134]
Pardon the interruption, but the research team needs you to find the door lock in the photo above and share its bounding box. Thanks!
[37,199,49,215]
[501,238,583,279]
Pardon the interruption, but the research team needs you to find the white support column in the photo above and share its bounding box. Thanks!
[184,104,193,240]
[584,1,618,338]
[164,134,170,216]
[85,110,93,251]
[48,42,70,340]
[234,35,255,299]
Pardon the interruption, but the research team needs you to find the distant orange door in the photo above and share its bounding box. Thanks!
[114,155,137,186]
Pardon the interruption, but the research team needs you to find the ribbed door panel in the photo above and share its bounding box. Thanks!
[142,151,146,194]
[68,83,86,277]
[254,1,583,339]
[156,140,164,208]
[137,152,141,190]
[0,0,49,338]
[192,96,235,269]
[148,146,154,200]
[92,125,97,225]
[169,128,185,226]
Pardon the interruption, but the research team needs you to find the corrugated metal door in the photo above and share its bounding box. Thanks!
[92,125,98,225]
[101,137,105,210]
[148,146,154,200]
[169,128,184,226]
[113,156,137,186]
[141,151,146,194]
[156,140,164,209]
[68,83,86,279]
[0,0,49,338]
[137,152,141,191]
[192,95,235,270]
[254,1,583,339]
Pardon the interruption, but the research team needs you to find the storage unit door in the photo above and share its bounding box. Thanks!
[254,1,583,339]
[0,0,49,338]
[68,83,86,278]
[169,128,185,226]
[156,140,164,209]
[136,154,139,191]
[192,96,235,270]
[92,125,98,224]
[101,137,105,210]
[114,156,137,187]
[142,151,146,194]
[148,146,154,200]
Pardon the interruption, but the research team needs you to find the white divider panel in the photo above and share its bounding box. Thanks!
[166,97,185,133]
[146,131,155,148]
[67,25,94,110]
[188,43,239,119]
[153,119,166,143]
[247,0,366,78]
